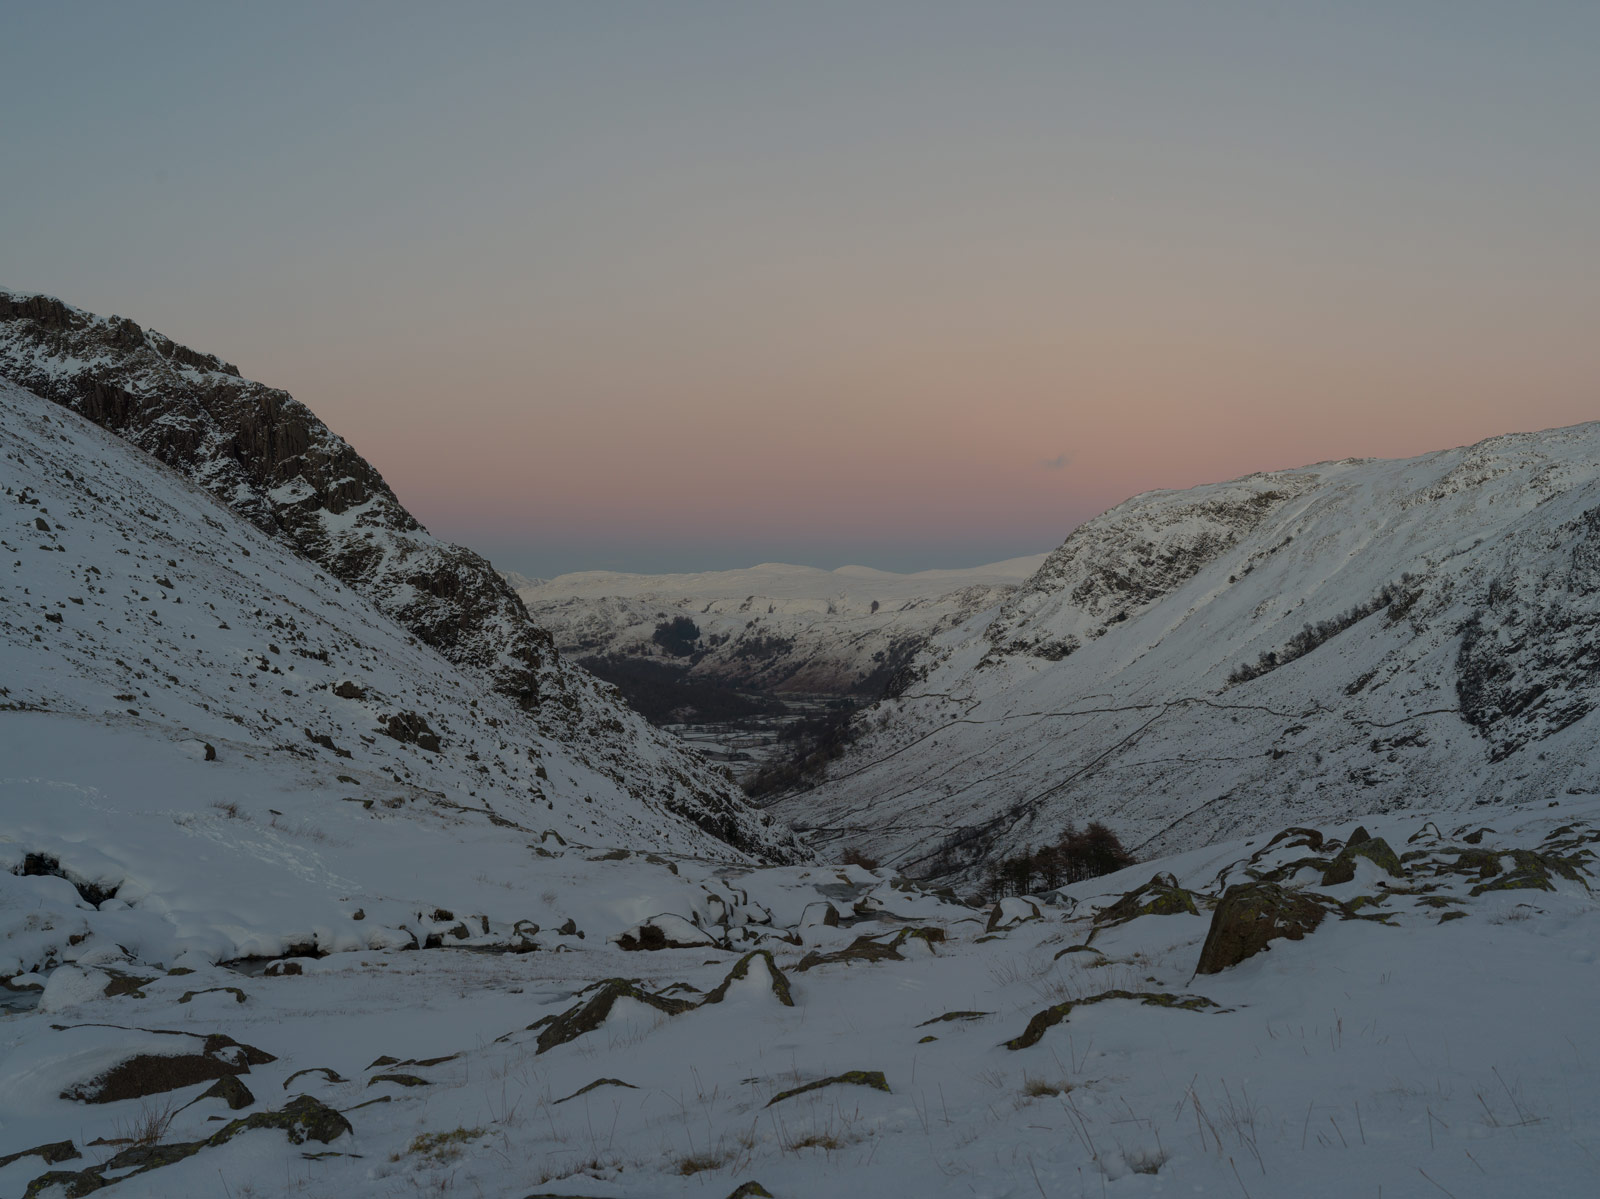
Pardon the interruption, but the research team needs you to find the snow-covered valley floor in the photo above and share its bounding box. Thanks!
[4,789,1596,1199]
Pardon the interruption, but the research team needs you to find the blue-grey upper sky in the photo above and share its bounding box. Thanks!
[5,2,1599,577]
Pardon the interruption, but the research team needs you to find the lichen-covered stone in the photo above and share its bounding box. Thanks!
[197,1074,255,1110]
[1003,990,1219,1050]
[795,934,907,971]
[986,897,1043,932]
[1095,874,1200,925]
[1321,837,1404,885]
[554,1078,638,1104]
[1195,882,1329,975]
[700,950,794,1007]
[766,1069,890,1106]
[0,1140,78,1170]
[1469,849,1590,896]
[23,1097,348,1198]
[533,979,694,1054]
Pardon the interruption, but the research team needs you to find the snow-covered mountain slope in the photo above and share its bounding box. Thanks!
[0,289,793,859]
[4,782,1595,1198]
[0,377,800,881]
[516,556,1045,697]
[780,425,1600,878]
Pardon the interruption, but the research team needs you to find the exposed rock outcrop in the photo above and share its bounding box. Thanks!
[1194,882,1329,975]
[0,289,799,861]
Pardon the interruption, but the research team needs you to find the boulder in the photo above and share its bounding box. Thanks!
[615,914,716,951]
[1194,882,1329,975]
[1095,873,1200,924]
[985,896,1042,932]
[1321,837,1404,886]
[62,1034,274,1103]
[700,950,794,1007]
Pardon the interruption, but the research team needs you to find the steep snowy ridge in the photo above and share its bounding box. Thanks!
[785,425,1600,878]
[0,378,769,884]
[0,289,793,859]
[516,557,1045,697]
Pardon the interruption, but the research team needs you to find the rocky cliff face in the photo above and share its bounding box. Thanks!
[0,289,799,860]
[780,425,1600,881]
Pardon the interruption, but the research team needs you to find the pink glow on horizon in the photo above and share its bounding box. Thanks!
[11,5,1599,572]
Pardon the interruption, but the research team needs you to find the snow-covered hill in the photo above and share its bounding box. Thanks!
[0,377,796,884]
[0,289,794,860]
[516,557,1045,698]
[781,426,1600,879]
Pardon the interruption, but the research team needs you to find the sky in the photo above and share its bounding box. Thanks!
[4,2,1599,577]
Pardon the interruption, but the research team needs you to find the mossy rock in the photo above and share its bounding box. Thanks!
[368,1073,430,1088]
[1003,989,1219,1051]
[918,1035,937,1043]
[197,1074,255,1110]
[1414,895,1466,909]
[1439,910,1468,924]
[1321,837,1404,886]
[766,1069,890,1106]
[795,934,907,971]
[0,1141,78,1170]
[24,1097,348,1197]
[1258,826,1327,854]
[1406,820,1445,845]
[100,970,155,999]
[1335,895,1398,923]
[1469,849,1590,896]
[554,1077,637,1104]
[1439,848,1506,880]
[1095,874,1200,925]
[405,1053,458,1068]
[1194,882,1329,975]
[985,897,1043,932]
[206,1094,352,1146]
[533,978,694,1053]
[1246,855,1333,886]
[888,926,946,952]
[700,950,794,1007]
[726,1184,774,1199]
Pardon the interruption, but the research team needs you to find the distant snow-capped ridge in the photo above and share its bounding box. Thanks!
[511,556,1048,697]
[0,287,799,862]
[782,422,1600,879]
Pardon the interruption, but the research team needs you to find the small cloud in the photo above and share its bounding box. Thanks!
[1040,452,1070,471]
